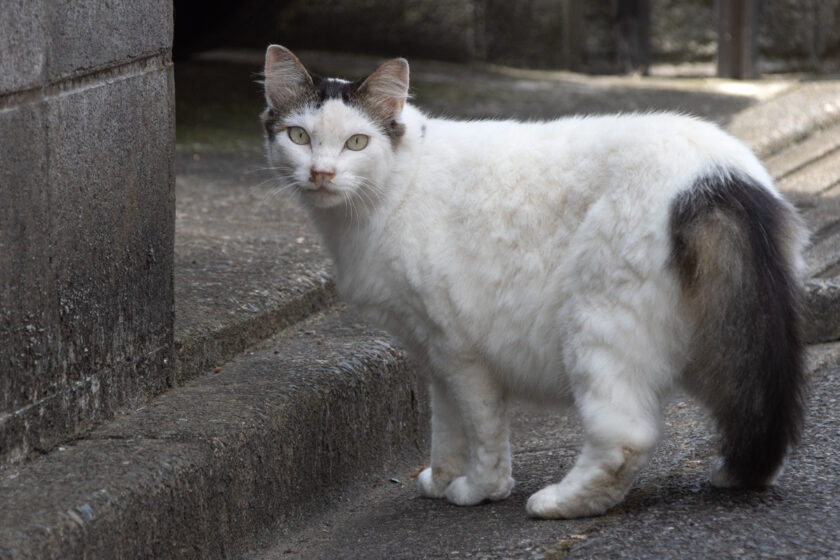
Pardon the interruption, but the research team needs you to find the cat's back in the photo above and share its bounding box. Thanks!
[421,112,763,187]
[407,111,769,243]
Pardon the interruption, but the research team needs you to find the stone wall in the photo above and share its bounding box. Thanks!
[0,0,175,465]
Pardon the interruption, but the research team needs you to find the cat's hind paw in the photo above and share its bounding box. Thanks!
[710,458,739,488]
[444,475,514,506]
[526,485,568,518]
[526,484,612,519]
[710,457,783,488]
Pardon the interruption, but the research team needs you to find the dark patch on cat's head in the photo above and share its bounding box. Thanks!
[307,74,407,146]
[261,107,279,141]
[263,46,409,148]
[311,76,363,105]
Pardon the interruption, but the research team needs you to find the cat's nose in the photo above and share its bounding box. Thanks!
[309,169,336,189]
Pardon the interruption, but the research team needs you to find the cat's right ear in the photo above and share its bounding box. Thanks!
[263,45,314,109]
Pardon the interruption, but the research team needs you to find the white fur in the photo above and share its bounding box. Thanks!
[267,100,779,518]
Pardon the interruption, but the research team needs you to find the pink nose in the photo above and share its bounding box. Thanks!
[309,169,335,188]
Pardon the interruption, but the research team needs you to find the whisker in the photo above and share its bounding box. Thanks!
[258,180,302,206]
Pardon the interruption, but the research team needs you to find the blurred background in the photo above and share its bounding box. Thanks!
[173,0,840,75]
[170,0,840,156]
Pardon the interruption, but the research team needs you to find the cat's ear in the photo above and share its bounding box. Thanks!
[357,58,410,120]
[263,45,314,109]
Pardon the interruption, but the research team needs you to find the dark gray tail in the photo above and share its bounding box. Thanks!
[670,170,806,487]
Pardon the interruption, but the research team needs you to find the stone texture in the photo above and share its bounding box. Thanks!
[0,103,51,463]
[765,122,840,180]
[0,0,175,465]
[45,67,175,391]
[804,278,840,343]
[778,150,840,195]
[45,0,173,80]
[0,0,46,94]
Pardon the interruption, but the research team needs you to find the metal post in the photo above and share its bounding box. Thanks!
[616,0,651,75]
[717,0,758,79]
[562,0,583,72]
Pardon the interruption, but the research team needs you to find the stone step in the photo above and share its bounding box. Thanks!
[772,122,840,279]
[725,81,840,158]
[173,151,336,385]
[765,122,840,180]
[0,306,428,560]
[791,193,840,278]
[805,238,840,279]
[777,148,840,195]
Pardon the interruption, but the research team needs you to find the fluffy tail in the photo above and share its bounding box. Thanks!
[669,169,806,487]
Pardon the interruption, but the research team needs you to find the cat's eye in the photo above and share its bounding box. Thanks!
[288,126,310,145]
[345,134,369,151]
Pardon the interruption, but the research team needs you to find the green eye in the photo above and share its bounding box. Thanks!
[345,134,369,151]
[288,126,310,145]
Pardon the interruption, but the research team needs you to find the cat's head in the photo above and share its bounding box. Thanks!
[262,45,409,209]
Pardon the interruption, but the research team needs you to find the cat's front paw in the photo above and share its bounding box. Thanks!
[444,475,514,506]
[417,467,450,498]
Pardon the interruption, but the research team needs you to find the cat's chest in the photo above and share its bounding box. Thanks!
[331,224,447,345]
[333,229,408,300]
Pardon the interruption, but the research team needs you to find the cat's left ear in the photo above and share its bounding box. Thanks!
[357,58,410,120]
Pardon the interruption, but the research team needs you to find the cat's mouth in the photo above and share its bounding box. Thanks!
[301,185,344,207]
[303,185,337,196]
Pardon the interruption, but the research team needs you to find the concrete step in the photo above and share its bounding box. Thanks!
[174,150,337,385]
[778,149,840,196]
[770,123,840,279]
[797,202,840,278]
[765,122,840,180]
[726,81,840,159]
[0,306,428,559]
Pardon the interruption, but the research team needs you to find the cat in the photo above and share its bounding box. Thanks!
[260,45,807,519]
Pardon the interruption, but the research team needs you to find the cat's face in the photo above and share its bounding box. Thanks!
[262,46,409,209]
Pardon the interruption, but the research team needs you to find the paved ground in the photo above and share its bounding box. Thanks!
[250,344,840,560]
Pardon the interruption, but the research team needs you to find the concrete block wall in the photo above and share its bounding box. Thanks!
[0,0,175,465]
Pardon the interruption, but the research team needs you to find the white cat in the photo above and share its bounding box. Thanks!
[261,45,807,519]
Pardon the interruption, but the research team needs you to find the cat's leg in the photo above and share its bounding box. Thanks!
[526,346,663,519]
[418,377,469,498]
[438,363,515,506]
